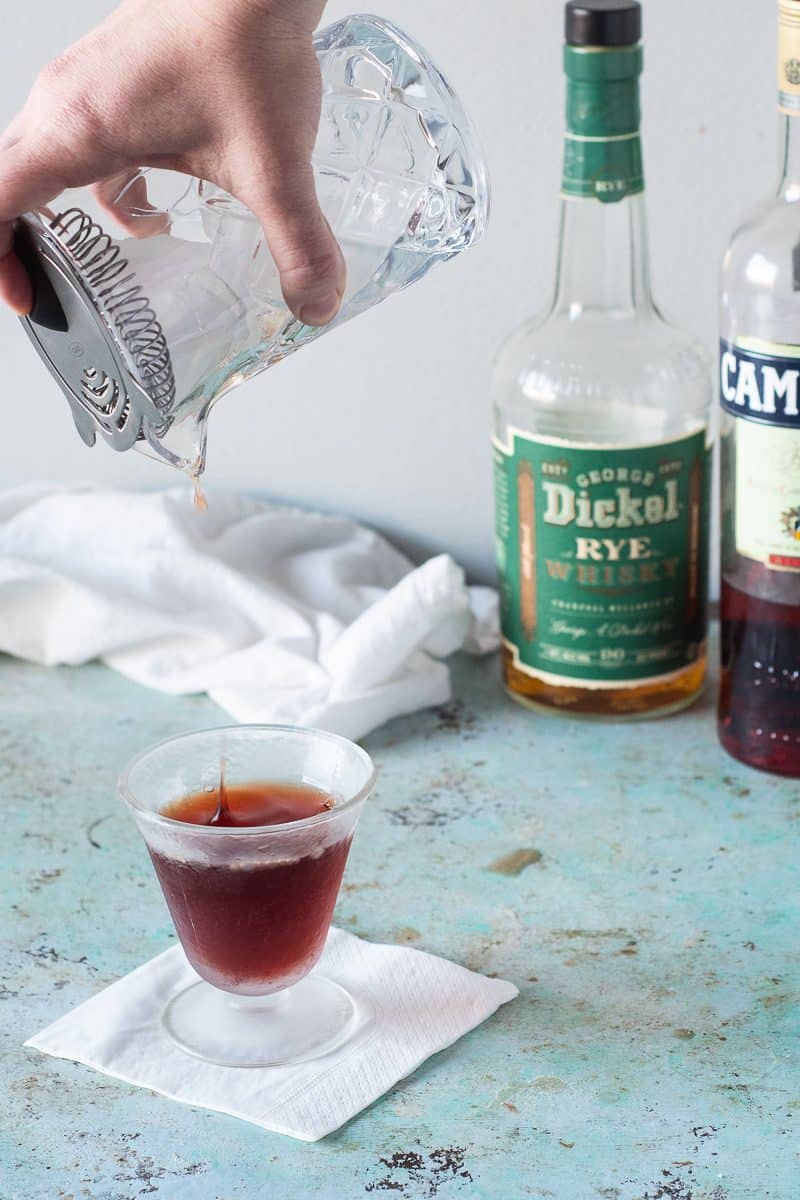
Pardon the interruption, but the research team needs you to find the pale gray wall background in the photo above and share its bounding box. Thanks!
[0,0,775,581]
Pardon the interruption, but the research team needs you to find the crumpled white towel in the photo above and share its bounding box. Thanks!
[0,486,498,738]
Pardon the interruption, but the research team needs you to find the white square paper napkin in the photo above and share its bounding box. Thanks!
[25,928,518,1141]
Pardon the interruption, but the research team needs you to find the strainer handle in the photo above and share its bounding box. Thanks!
[13,220,68,333]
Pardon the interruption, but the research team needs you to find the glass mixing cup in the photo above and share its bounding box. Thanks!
[16,14,490,477]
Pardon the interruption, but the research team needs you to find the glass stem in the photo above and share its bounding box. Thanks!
[226,989,291,1013]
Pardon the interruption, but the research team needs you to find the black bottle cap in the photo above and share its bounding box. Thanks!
[565,0,642,47]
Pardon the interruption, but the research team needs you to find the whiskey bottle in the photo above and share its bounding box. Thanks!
[492,0,711,718]
[718,0,800,775]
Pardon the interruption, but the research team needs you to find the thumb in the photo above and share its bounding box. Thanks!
[239,157,346,328]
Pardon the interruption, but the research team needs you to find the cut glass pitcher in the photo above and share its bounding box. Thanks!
[16,14,490,477]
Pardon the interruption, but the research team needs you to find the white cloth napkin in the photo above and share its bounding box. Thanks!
[0,486,498,739]
[25,928,518,1141]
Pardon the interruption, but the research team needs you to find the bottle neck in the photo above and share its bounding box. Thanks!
[779,112,800,197]
[555,43,653,317]
[554,191,653,316]
[778,4,800,195]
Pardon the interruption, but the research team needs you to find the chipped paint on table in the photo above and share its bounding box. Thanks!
[0,645,797,1200]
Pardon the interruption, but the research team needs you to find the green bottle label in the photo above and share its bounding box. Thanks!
[562,134,644,202]
[562,44,644,202]
[493,428,710,687]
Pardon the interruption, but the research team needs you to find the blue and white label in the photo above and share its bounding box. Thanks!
[721,338,800,573]
[720,340,800,428]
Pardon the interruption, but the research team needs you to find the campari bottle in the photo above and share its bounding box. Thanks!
[718,0,800,775]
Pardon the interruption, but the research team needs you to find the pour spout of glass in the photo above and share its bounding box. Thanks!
[16,15,490,477]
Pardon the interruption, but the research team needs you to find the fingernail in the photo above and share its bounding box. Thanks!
[298,291,341,327]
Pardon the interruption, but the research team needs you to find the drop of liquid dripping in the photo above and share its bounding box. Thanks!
[191,473,208,512]
[209,757,231,826]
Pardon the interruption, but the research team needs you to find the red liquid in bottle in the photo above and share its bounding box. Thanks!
[150,781,351,993]
[719,574,800,776]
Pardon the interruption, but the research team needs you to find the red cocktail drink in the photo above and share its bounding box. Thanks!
[150,783,352,993]
[120,726,375,1067]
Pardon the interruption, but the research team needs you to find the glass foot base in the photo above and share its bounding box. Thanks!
[163,975,358,1068]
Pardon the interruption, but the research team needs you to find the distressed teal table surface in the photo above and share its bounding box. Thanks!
[0,646,798,1200]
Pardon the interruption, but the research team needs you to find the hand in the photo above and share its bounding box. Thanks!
[0,0,345,325]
